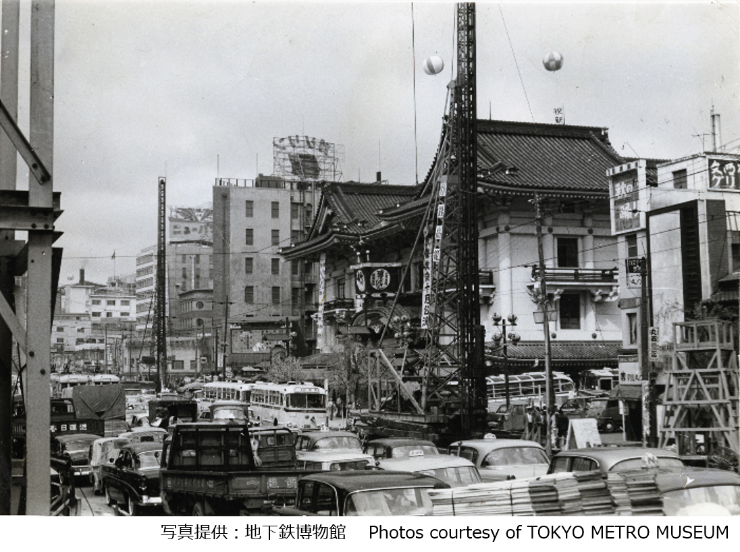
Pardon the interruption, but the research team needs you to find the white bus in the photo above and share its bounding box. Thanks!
[486,371,575,410]
[249,381,328,430]
[199,381,254,414]
[53,374,92,397]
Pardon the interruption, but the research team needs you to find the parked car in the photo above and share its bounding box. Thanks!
[560,397,608,420]
[89,436,129,494]
[272,471,450,516]
[548,447,683,474]
[296,451,373,472]
[295,430,363,453]
[596,400,622,432]
[51,434,100,481]
[652,467,740,515]
[364,438,439,461]
[376,454,482,488]
[448,437,549,482]
[487,403,528,434]
[102,442,163,515]
[117,426,167,443]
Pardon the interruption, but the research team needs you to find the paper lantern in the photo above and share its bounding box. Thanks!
[423,56,444,76]
[542,51,564,72]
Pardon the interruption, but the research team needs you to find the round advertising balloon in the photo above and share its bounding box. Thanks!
[542,51,564,72]
[423,56,444,76]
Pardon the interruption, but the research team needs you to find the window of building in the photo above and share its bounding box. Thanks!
[272,286,280,305]
[627,312,638,345]
[271,229,280,246]
[559,294,581,329]
[244,286,254,304]
[673,169,687,189]
[336,278,345,299]
[272,258,280,275]
[305,204,313,223]
[106,312,113,318]
[305,261,313,274]
[92,299,101,305]
[292,287,301,308]
[245,257,253,274]
[271,201,280,219]
[106,300,116,306]
[121,312,130,317]
[194,275,200,288]
[56,326,63,332]
[195,255,200,264]
[245,228,254,246]
[245,200,254,217]
[182,254,187,263]
[557,237,579,267]
[56,338,64,343]
[182,267,187,279]
[291,229,301,242]
[626,234,638,258]
[292,260,299,276]
[121,300,130,306]
[291,203,300,220]
[77,327,85,333]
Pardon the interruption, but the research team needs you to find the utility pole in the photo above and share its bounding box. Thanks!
[639,256,655,447]
[534,194,554,456]
[222,295,229,380]
[155,177,168,392]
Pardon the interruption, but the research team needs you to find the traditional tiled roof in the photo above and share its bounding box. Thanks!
[474,120,625,195]
[486,341,622,362]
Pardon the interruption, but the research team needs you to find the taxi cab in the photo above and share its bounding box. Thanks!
[547,447,683,474]
[376,454,481,488]
[295,430,364,453]
[272,471,449,516]
[448,436,549,482]
[364,438,439,460]
[296,450,372,472]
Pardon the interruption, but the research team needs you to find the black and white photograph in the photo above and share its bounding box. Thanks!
[1,0,739,528]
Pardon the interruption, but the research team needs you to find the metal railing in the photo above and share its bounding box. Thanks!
[531,265,617,282]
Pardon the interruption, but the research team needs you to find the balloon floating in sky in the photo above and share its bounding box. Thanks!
[423,56,444,76]
[542,51,564,72]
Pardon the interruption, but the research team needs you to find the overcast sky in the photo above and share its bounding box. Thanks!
[10,1,738,284]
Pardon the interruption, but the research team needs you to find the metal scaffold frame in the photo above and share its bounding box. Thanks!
[0,0,60,515]
[659,319,739,456]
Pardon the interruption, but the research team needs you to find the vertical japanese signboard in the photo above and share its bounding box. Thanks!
[626,257,644,289]
[316,252,326,350]
[649,326,660,361]
[608,160,647,235]
[708,158,740,190]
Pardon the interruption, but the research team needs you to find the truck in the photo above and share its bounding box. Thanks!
[160,423,319,515]
[64,383,128,436]
[50,398,106,437]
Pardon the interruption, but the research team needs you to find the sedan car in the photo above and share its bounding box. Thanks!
[547,446,683,474]
[52,433,100,480]
[653,467,740,516]
[296,450,373,472]
[295,430,363,453]
[448,437,549,482]
[89,436,129,494]
[376,454,482,488]
[364,438,439,461]
[102,442,163,515]
[272,471,450,516]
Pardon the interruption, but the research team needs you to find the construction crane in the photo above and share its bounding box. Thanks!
[363,3,487,443]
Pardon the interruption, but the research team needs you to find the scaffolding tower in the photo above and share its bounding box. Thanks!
[272,135,344,181]
[659,319,739,456]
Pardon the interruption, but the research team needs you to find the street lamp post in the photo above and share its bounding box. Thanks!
[491,313,521,408]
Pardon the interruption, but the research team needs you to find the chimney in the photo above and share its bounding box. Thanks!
[376,171,382,182]
[79,268,85,284]
[711,107,722,152]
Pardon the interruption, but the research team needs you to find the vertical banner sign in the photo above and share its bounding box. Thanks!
[626,257,643,289]
[421,236,433,329]
[649,326,660,361]
[317,252,326,350]
[642,380,650,446]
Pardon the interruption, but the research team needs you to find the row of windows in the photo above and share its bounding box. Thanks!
[244,201,312,221]
[243,286,282,305]
[136,254,154,266]
[92,312,131,318]
[245,228,280,246]
[136,266,154,277]
[244,258,282,275]
[91,299,131,306]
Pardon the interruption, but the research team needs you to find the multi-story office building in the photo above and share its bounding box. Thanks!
[213,174,319,369]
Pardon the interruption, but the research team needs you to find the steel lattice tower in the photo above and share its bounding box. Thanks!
[155,177,168,391]
[419,3,486,437]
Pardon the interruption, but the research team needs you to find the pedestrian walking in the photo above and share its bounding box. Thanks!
[556,407,569,449]
[336,396,344,419]
[327,398,334,420]
[532,407,543,444]
[524,407,534,440]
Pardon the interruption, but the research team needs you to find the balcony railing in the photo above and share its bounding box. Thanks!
[531,266,617,283]
[479,270,494,286]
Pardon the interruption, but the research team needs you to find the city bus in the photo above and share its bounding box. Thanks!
[486,371,575,410]
[53,374,93,397]
[199,381,254,415]
[249,381,328,429]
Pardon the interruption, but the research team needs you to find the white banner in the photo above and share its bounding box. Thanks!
[317,252,326,350]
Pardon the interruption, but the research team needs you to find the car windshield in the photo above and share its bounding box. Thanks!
[212,408,247,423]
[135,451,161,470]
[345,488,434,516]
[610,457,684,471]
[287,393,325,409]
[482,447,549,467]
[313,436,362,451]
[391,445,439,458]
[662,485,740,516]
[62,439,95,454]
[417,467,481,488]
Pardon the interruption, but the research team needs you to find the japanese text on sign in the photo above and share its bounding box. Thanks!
[161,524,346,541]
[709,159,740,190]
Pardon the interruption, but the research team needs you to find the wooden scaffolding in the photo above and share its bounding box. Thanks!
[659,319,739,456]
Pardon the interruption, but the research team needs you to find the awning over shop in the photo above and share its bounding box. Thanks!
[609,384,643,401]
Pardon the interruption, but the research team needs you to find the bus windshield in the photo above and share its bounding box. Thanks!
[287,393,325,409]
